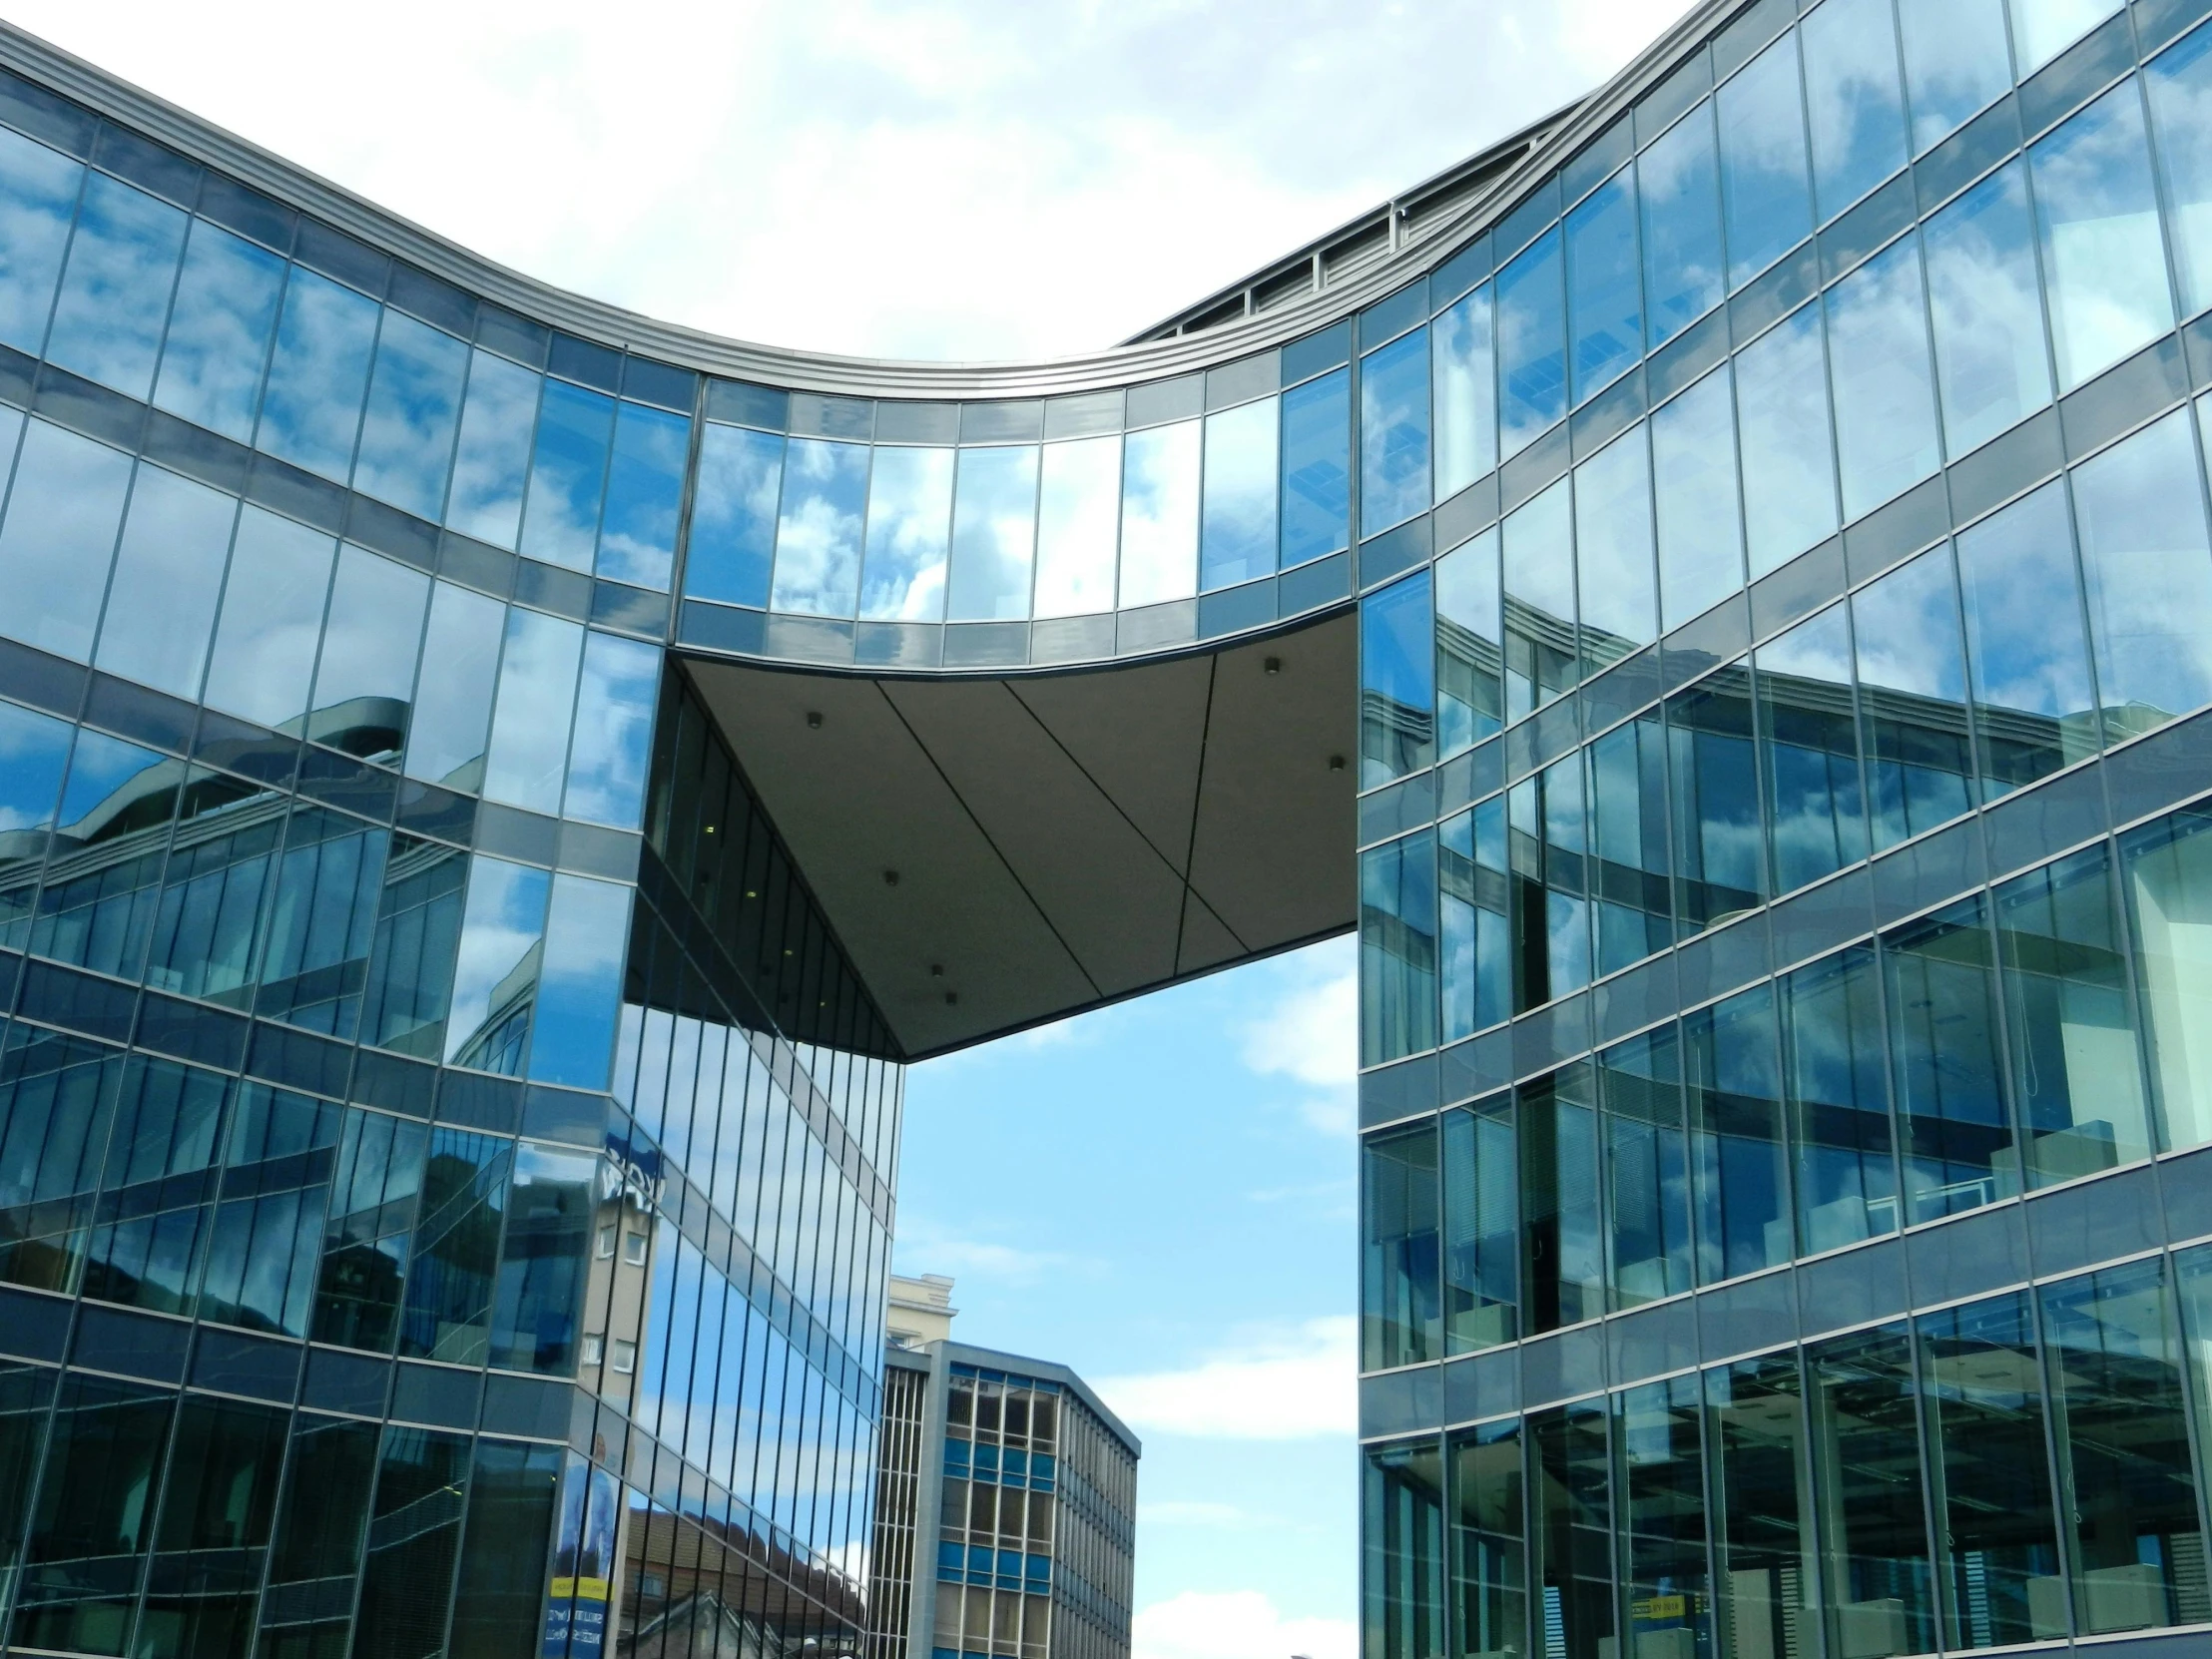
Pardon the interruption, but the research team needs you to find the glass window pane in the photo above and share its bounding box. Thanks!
[1687,981,1790,1283]
[15,1374,174,1652]
[1519,1064,1603,1329]
[355,1427,473,1657]
[1360,828,1437,1066]
[2032,82,2174,392]
[1502,477,1577,723]
[530,875,630,1089]
[1916,1291,2066,1650]
[1033,435,1121,619]
[1884,892,2016,1223]
[359,836,468,1063]
[1653,366,1745,630]
[254,807,389,1040]
[2077,404,2212,738]
[565,630,658,830]
[1362,1120,1440,1369]
[1925,160,2053,456]
[1528,1400,1612,1658]
[445,349,540,552]
[1995,842,2153,1185]
[1706,1354,1819,1659]
[1955,481,2098,797]
[1446,1420,1524,1650]
[520,378,614,575]
[1432,285,1496,499]
[1827,236,1941,521]
[1667,662,1766,930]
[153,220,283,444]
[1804,0,1909,222]
[857,444,954,621]
[1572,427,1657,672]
[2149,21,2212,319]
[1719,34,1815,288]
[0,127,82,356]
[0,699,73,924]
[1119,421,1200,608]
[44,172,185,400]
[1200,396,1278,591]
[2039,1257,2211,1634]
[1495,230,1565,460]
[1599,1025,1691,1308]
[1364,1440,1446,1659]
[1640,106,1727,348]
[1784,944,1897,1255]
[95,463,237,701]
[1590,710,1673,975]
[445,856,550,1072]
[1443,1094,1518,1347]
[1282,367,1351,568]
[2010,0,2123,74]
[1735,304,1839,577]
[1615,1378,1710,1656]
[309,545,429,761]
[598,400,689,591]
[1361,328,1432,534]
[1440,799,1511,1039]
[403,581,504,794]
[1852,545,1975,850]
[258,267,378,482]
[483,606,584,816]
[686,422,783,609]
[202,503,335,729]
[449,1438,563,1652]
[1901,0,2012,153]
[2121,803,2212,1150]
[352,309,467,521]
[0,417,128,663]
[771,436,867,617]
[1565,172,1641,404]
[947,443,1040,622]
[1435,527,1502,756]
[1807,1324,1937,1659]
[1758,602,1866,894]
[1363,569,1435,787]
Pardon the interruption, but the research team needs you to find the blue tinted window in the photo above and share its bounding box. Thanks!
[858,445,953,621]
[1201,397,1279,590]
[2078,407,2212,739]
[947,443,1040,621]
[1590,712,1671,974]
[353,310,467,521]
[2149,21,2212,319]
[1667,663,1765,930]
[521,379,615,573]
[1573,427,1657,668]
[404,581,503,795]
[0,699,72,839]
[1758,602,1866,893]
[1503,478,1577,723]
[445,349,539,551]
[309,547,427,758]
[0,416,129,663]
[530,875,630,1089]
[771,437,867,617]
[203,506,333,730]
[599,401,689,591]
[1652,367,1743,629]
[1432,285,1496,499]
[1736,305,1837,578]
[1641,109,1725,350]
[1362,829,1438,1065]
[44,172,185,400]
[1923,161,2052,457]
[687,422,784,608]
[1281,367,1350,567]
[1956,481,2096,799]
[1565,172,1640,404]
[484,607,584,815]
[1718,34,1814,288]
[1360,327,1431,537]
[1827,236,1939,521]
[1362,569,1435,788]
[153,220,283,443]
[1802,0,1908,222]
[96,464,237,702]
[0,126,82,356]
[1899,0,2012,153]
[565,631,660,830]
[1435,527,1502,755]
[445,857,550,1073]
[2031,82,2173,391]
[258,267,379,482]
[2010,0,2122,75]
[1495,229,1565,459]
[1853,546,1975,849]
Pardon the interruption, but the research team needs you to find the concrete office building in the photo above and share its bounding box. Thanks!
[863,1279,1137,1659]
[0,0,2210,1655]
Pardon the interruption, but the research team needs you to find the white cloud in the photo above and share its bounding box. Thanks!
[892,1214,1077,1287]
[1133,1591,1356,1659]
[1239,943,1358,1136]
[1094,1317,1356,1439]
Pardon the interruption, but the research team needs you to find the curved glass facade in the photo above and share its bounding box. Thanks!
[3,0,2212,1655]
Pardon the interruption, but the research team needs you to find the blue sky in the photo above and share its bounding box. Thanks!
[897,937,1361,1658]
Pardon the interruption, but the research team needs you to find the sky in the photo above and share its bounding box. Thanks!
[0,0,1692,1651]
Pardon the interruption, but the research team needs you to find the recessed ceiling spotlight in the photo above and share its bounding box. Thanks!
[806,711,824,729]
[1329,754,1347,772]
[1265,656,1282,676]
[883,869,900,886]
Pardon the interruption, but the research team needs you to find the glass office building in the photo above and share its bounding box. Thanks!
[6,0,2212,1653]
